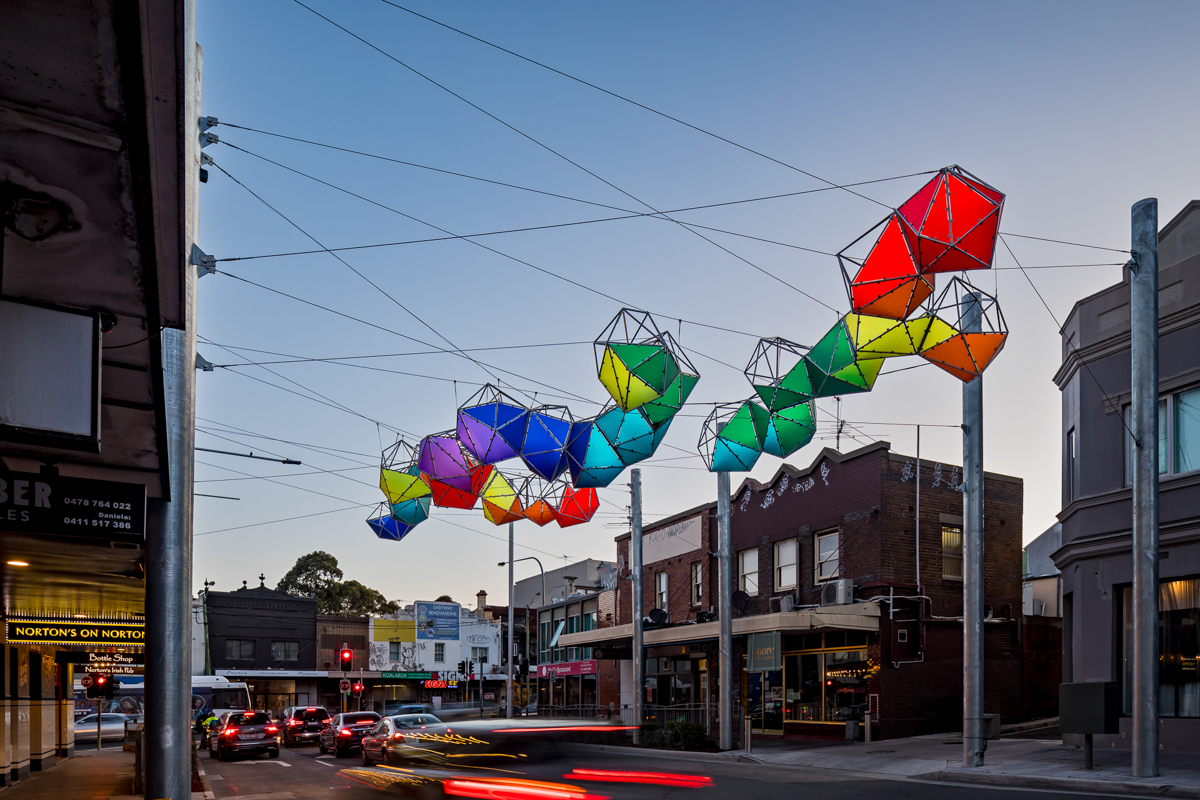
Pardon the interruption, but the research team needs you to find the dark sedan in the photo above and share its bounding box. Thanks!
[280,706,330,747]
[209,711,279,761]
[318,711,381,757]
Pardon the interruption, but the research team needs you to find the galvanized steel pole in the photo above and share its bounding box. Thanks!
[630,469,644,743]
[962,292,985,769]
[717,471,733,751]
[507,522,515,719]
[145,16,200,798]
[1131,198,1160,778]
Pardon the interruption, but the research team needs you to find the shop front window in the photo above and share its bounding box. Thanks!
[539,610,552,665]
[779,634,869,723]
[1123,579,1200,718]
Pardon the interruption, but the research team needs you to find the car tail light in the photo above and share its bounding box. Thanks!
[288,719,302,726]
[338,728,352,737]
[563,770,713,788]
[443,778,608,800]
[223,727,238,737]
[266,725,278,734]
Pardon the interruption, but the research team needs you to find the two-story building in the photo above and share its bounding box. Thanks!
[1054,200,1200,750]
[562,442,1026,740]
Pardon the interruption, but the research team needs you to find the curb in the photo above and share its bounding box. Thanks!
[195,762,215,800]
[933,769,1200,798]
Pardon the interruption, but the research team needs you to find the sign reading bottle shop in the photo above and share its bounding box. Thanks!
[6,617,146,648]
[0,470,146,538]
[83,651,144,675]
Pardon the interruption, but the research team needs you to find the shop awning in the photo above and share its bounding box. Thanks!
[558,601,880,648]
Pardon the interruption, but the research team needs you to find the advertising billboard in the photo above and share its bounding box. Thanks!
[415,602,460,641]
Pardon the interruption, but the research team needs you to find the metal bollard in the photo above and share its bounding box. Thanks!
[865,715,871,743]
[744,717,752,754]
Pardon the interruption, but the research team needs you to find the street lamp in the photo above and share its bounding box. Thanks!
[499,557,546,715]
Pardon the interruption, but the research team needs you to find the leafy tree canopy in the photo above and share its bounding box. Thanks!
[277,551,399,616]
[435,595,453,603]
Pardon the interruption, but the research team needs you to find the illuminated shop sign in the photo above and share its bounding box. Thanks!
[6,618,145,647]
[422,679,458,689]
[0,470,145,537]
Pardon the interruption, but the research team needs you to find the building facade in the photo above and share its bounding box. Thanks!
[1054,200,1200,750]
[532,587,619,713]
[565,443,1026,740]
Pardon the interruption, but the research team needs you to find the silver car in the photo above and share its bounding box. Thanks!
[75,713,128,742]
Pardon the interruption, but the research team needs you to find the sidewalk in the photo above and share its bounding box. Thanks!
[742,733,1200,798]
[0,748,135,799]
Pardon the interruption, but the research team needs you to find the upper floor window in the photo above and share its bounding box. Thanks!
[775,539,798,590]
[582,597,598,631]
[942,524,964,580]
[434,642,445,662]
[471,646,488,664]
[1124,387,1200,484]
[389,641,401,662]
[690,562,703,606]
[655,572,669,611]
[738,549,759,595]
[226,639,254,660]
[270,641,298,661]
[815,530,839,582]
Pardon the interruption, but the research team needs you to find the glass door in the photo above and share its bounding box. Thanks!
[762,670,784,733]
[746,672,763,732]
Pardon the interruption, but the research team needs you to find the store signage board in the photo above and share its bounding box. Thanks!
[381,671,433,680]
[415,602,460,640]
[6,618,145,648]
[537,660,598,678]
[642,516,703,563]
[747,632,781,672]
[0,470,145,538]
[83,651,143,675]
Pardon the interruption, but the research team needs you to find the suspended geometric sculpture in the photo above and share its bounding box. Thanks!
[391,495,432,526]
[554,484,600,528]
[594,309,682,412]
[638,333,700,427]
[843,313,926,358]
[379,438,431,505]
[471,466,525,526]
[564,419,627,489]
[699,401,765,473]
[594,404,671,468]
[522,477,559,527]
[418,432,479,509]
[367,503,417,542]
[839,213,934,320]
[456,385,529,465]
[803,317,872,398]
[744,337,811,411]
[520,405,574,481]
[762,400,817,459]
[897,165,1005,274]
[919,277,1009,381]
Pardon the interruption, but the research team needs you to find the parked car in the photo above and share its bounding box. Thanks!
[209,711,279,761]
[75,713,128,742]
[280,706,331,747]
[318,711,381,757]
[361,714,446,766]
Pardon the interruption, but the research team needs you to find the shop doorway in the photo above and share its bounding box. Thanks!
[746,670,783,734]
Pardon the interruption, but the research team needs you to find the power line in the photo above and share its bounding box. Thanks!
[997,232,1132,255]
[373,0,895,210]
[288,0,841,315]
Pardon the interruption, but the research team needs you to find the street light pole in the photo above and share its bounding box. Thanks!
[717,471,733,751]
[962,292,985,769]
[631,469,644,744]
[1131,198,1160,778]
[500,556,545,714]
[507,522,515,719]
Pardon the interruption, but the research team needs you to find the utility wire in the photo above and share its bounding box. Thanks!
[998,232,1133,255]
[289,0,840,315]
[373,0,893,209]
[998,234,1137,443]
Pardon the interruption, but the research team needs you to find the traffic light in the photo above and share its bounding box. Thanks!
[85,674,105,699]
[352,682,364,698]
[105,677,120,700]
[519,656,529,676]
[458,661,466,674]
[339,648,353,671]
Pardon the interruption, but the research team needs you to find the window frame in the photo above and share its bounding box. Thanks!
[225,638,254,661]
[1066,427,1076,502]
[738,548,759,595]
[433,642,444,663]
[655,571,669,611]
[942,523,964,581]
[471,646,489,664]
[814,529,839,583]
[270,640,299,662]
[1123,386,1200,484]
[690,562,703,606]
[775,538,798,591]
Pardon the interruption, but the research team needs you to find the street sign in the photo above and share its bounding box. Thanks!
[339,679,351,692]
[79,675,93,688]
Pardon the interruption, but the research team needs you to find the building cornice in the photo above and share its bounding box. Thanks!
[1053,303,1200,389]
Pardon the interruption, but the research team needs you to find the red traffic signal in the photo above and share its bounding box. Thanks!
[339,648,353,670]
[352,682,364,698]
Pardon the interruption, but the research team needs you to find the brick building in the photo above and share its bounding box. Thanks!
[563,442,1028,739]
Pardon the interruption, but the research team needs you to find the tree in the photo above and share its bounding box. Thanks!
[435,595,453,603]
[277,551,399,615]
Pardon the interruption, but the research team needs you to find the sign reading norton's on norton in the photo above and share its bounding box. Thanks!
[6,618,146,648]
[0,470,146,537]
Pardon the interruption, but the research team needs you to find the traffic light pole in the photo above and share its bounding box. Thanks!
[507,521,515,719]
[96,698,102,751]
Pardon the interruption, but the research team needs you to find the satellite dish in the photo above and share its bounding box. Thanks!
[732,591,751,611]
[647,608,668,624]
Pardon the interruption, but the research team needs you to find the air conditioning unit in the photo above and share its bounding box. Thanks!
[820,579,854,607]
[774,595,795,613]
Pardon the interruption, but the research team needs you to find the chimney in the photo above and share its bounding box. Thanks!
[563,576,577,596]
[476,590,488,619]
